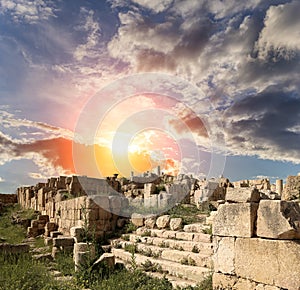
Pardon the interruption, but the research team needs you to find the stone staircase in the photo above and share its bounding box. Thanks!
[110,224,213,288]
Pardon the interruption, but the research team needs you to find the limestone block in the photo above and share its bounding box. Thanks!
[213,236,235,274]
[70,226,84,242]
[226,187,260,203]
[131,213,144,227]
[183,223,203,233]
[136,227,149,236]
[169,218,182,231]
[156,215,170,229]
[162,230,177,239]
[45,222,57,232]
[144,216,156,229]
[144,183,156,198]
[93,253,115,270]
[213,203,258,237]
[212,272,238,289]
[235,238,300,290]
[206,211,218,225]
[193,233,211,243]
[175,232,194,241]
[73,242,92,253]
[53,236,74,247]
[257,200,300,239]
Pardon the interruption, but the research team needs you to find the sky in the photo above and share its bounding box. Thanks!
[0,0,300,193]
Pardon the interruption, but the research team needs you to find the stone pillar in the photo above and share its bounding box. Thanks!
[276,179,283,195]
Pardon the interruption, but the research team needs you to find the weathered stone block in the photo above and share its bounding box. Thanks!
[156,215,170,229]
[169,218,182,231]
[226,187,260,203]
[235,238,300,290]
[183,223,203,233]
[131,213,144,227]
[162,230,177,239]
[213,273,260,290]
[213,236,235,274]
[213,203,258,237]
[257,200,300,239]
[93,253,115,270]
[212,272,238,289]
[175,232,194,241]
[144,216,156,229]
[53,236,74,247]
[70,226,84,242]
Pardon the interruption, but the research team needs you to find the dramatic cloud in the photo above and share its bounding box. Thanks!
[255,0,300,61]
[224,84,300,163]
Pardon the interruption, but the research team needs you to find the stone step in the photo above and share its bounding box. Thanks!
[115,258,198,288]
[183,223,211,233]
[137,228,211,243]
[114,240,212,268]
[123,234,213,256]
[112,248,211,283]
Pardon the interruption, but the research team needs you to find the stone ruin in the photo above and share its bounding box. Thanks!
[16,175,127,238]
[212,187,300,290]
[1,171,300,288]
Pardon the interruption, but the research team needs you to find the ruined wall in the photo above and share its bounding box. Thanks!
[212,187,300,290]
[0,193,17,204]
[16,176,126,237]
[283,175,300,200]
[55,195,125,236]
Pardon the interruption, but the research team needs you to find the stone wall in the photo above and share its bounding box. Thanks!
[283,175,300,200]
[55,195,125,236]
[16,176,126,237]
[212,187,300,290]
[0,193,17,204]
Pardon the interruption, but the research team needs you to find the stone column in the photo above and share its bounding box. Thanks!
[275,179,283,195]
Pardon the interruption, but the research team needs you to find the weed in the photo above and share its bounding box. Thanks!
[54,252,75,276]
[202,225,212,236]
[192,245,199,253]
[124,243,137,254]
[122,234,130,241]
[124,222,137,233]
[141,230,151,237]
[0,205,27,244]
[180,257,196,266]
[158,241,169,248]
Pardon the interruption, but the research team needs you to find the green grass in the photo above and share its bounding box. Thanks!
[0,252,212,290]
[166,204,207,225]
[0,253,79,290]
[0,205,27,244]
[54,252,75,276]
[92,269,173,290]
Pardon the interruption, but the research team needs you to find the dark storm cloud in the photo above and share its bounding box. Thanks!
[225,84,300,161]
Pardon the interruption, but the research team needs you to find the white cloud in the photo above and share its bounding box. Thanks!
[0,0,57,23]
[132,0,173,13]
[74,8,101,61]
[0,177,5,182]
[255,0,300,61]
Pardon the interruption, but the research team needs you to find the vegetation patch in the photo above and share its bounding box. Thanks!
[0,205,28,244]
[167,204,207,225]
